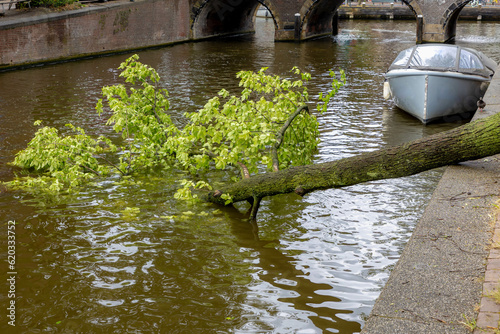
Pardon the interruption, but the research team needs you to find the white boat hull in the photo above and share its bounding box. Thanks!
[386,69,491,124]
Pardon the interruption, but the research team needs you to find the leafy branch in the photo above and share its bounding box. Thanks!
[3,55,345,202]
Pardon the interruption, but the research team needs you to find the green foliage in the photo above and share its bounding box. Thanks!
[7,122,115,192]
[31,0,76,8]
[460,314,477,332]
[4,55,345,199]
[318,69,346,114]
[182,67,321,173]
[121,207,141,221]
[96,54,178,173]
[174,180,213,203]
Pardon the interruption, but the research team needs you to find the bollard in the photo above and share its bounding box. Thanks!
[294,13,301,41]
[332,11,339,36]
[416,15,423,44]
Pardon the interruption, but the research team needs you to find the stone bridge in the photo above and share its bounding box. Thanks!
[189,0,475,43]
[0,0,480,69]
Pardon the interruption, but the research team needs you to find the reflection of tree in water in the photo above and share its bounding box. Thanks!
[227,207,362,333]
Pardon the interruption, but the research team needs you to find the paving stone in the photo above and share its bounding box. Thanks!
[480,296,500,313]
[492,232,500,244]
[495,220,500,229]
[476,312,499,331]
[485,269,500,282]
[483,282,499,295]
[488,248,500,259]
[487,258,500,271]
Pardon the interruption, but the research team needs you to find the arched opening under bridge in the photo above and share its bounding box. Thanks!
[300,0,343,40]
[190,0,344,42]
[191,0,279,41]
[404,0,476,43]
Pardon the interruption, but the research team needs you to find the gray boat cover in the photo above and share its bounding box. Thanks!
[388,44,497,78]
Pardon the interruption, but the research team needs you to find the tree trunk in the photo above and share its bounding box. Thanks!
[206,112,500,207]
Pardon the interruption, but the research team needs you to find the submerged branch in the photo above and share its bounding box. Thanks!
[249,196,262,221]
[98,156,127,176]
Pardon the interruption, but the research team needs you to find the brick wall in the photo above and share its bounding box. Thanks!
[0,0,191,69]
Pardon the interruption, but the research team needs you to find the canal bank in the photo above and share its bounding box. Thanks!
[362,67,500,333]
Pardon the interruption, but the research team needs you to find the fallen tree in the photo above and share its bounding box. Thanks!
[206,111,500,219]
[5,56,499,221]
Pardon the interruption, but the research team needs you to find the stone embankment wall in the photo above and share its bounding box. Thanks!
[0,0,190,69]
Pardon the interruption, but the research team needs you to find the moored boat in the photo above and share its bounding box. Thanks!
[384,44,497,124]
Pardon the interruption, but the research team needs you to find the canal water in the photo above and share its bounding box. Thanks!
[0,18,499,333]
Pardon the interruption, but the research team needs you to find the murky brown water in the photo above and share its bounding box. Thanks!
[1,18,499,333]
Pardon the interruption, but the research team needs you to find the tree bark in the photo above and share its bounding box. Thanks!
[205,112,500,207]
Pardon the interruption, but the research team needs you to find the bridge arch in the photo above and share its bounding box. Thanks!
[404,0,474,43]
[441,0,470,42]
[190,0,280,40]
[299,0,345,40]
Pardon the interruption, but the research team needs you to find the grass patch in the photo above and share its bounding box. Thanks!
[460,314,477,332]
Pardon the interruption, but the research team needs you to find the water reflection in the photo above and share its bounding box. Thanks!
[0,19,499,334]
[227,208,360,333]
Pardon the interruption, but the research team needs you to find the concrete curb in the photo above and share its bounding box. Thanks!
[362,68,500,333]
